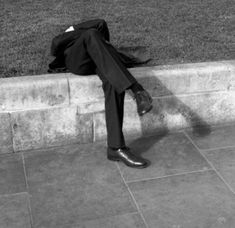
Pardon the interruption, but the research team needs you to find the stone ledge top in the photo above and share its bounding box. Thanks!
[0,60,234,112]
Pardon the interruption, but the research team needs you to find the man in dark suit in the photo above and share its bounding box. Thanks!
[49,19,152,168]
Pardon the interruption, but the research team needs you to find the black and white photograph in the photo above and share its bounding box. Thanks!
[0,0,235,227]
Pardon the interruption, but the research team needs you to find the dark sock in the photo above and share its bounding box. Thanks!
[129,82,144,94]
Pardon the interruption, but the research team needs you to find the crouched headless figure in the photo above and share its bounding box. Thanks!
[48,19,153,168]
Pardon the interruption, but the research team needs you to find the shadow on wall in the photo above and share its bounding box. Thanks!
[128,73,212,156]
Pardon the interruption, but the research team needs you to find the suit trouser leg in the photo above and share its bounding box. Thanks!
[96,69,126,148]
[64,29,132,148]
[65,28,137,94]
[104,85,126,148]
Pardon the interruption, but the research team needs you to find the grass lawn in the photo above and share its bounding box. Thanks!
[1,0,235,77]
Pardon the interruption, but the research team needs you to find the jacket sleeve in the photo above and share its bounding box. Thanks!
[73,19,110,41]
[50,29,82,56]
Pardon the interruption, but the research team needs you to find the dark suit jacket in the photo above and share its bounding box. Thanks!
[51,19,109,57]
[48,19,150,73]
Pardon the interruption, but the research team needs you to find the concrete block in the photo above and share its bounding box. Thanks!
[0,113,13,154]
[0,74,69,111]
[92,97,186,143]
[76,92,134,114]
[123,99,171,137]
[93,91,235,141]
[123,91,235,136]
[178,91,235,125]
[122,98,189,138]
[1,60,234,152]
[11,107,93,151]
[11,110,44,151]
[43,107,93,147]
[68,75,103,104]
[93,112,107,142]
[130,61,235,97]
[225,62,235,91]
[77,101,105,114]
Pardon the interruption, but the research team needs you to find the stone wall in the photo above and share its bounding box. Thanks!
[1,60,235,153]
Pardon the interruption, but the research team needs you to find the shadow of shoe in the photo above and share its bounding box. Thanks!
[128,128,169,156]
[192,122,212,137]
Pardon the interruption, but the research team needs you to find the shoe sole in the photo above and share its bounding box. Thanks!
[107,155,149,169]
[138,104,153,116]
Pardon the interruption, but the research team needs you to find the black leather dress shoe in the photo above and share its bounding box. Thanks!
[107,147,150,169]
[135,90,153,116]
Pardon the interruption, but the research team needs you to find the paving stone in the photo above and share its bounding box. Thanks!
[186,124,235,150]
[0,112,13,154]
[118,133,210,182]
[128,170,235,228]
[0,74,69,111]
[0,193,31,228]
[11,107,93,151]
[0,153,26,195]
[73,212,146,228]
[23,142,137,228]
[202,147,235,192]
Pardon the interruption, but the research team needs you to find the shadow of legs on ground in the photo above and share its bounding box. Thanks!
[128,128,169,157]
[140,75,211,136]
[127,73,212,156]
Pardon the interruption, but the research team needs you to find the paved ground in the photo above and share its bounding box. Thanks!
[1,124,235,228]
